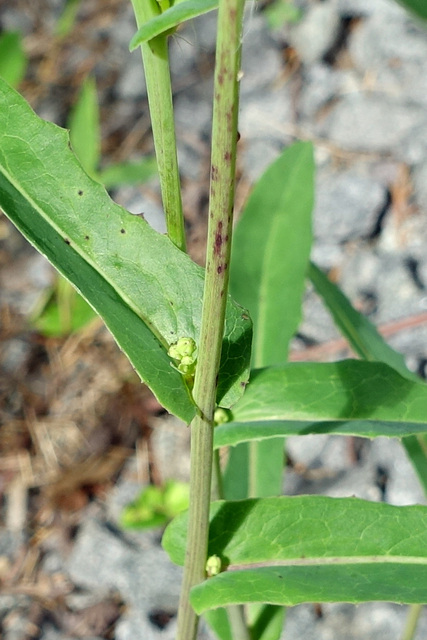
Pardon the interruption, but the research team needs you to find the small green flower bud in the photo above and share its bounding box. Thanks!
[168,344,180,360]
[178,355,196,375]
[206,554,222,577]
[214,408,231,425]
[176,337,197,358]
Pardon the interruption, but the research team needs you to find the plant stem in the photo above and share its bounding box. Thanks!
[213,454,251,640]
[401,604,423,640]
[130,0,186,252]
[176,0,245,637]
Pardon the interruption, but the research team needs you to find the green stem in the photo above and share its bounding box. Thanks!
[130,0,186,252]
[402,435,427,495]
[401,604,423,640]
[213,453,250,640]
[176,0,245,637]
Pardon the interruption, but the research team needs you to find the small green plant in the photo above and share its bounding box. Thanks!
[0,31,27,88]
[30,273,97,337]
[121,480,190,529]
[263,0,301,30]
[1,1,427,639]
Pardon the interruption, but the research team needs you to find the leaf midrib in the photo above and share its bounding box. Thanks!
[0,155,169,348]
[227,555,427,570]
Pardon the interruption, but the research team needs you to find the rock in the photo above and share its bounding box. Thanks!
[349,9,427,108]
[314,168,387,243]
[298,63,347,121]
[298,287,342,345]
[337,0,406,17]
[398,123,427,165]
[239,87,294,181]
[413,162,427,213]
[240,15,283,96]
[339,249,425,324]
[117,57,147,99]
[286,1,341,65]
[318,93,427,154]
[67,518,187,640]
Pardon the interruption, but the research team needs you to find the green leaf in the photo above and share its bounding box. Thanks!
[129,0,218,48]
[233,360,427,423]
[214,360,427,448]
[308,262,420,383]
[31,277,97,337]
[99,157,157,188]
[68,77,100,180]
[229,141,314,497]
[55,0,83,37]
[393,0,427,22]
[264,0,301,29]
[309,263,427,493]
[215,419,427,448]
[120,480,189,529]
[247,604,285,640]
[203,609,232,640]
[0,32,27,88]
[163,496,427,611]
[231,142,314,367]
[0,78,252,421]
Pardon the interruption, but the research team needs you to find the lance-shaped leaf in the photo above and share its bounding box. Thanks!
[0,79,252,422]
[214,360,427,448]
[163,496,427,612]
[308,262,420,382]
[129,0,218,49]
[308,262,427,493]
[231,142,314,367]
[226,141,314,503]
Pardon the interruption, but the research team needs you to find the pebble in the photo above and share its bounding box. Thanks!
[286,1,341,65]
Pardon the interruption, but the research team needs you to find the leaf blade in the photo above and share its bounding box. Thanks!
[129,0,218,49]
[0,79,251,420]
[68,76,100,179]
[163,496,427,611]
[308,262,419,382]
[232,360,427,425]
[231,142,314,367]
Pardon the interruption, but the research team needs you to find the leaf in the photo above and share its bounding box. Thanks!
[203,609,232,640]
[308,263,427,494]
[214,360,427,448]
[308,262,420,383]
[393,0,427,22]
[163,496,427,612]
[264,0,301,29]
[0,32,27,88]
[55,0,83,37]
[99,157,157,188]
[247,604,285,640]
[0,78,252,421]
[233,360,427,423]
[228,141,314,498]
[129,0,218,49]
[231,142,314,367]
[120,480,189,529]
[68,77,100,180]
[215,419,427,448]
[31,277,97,337]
